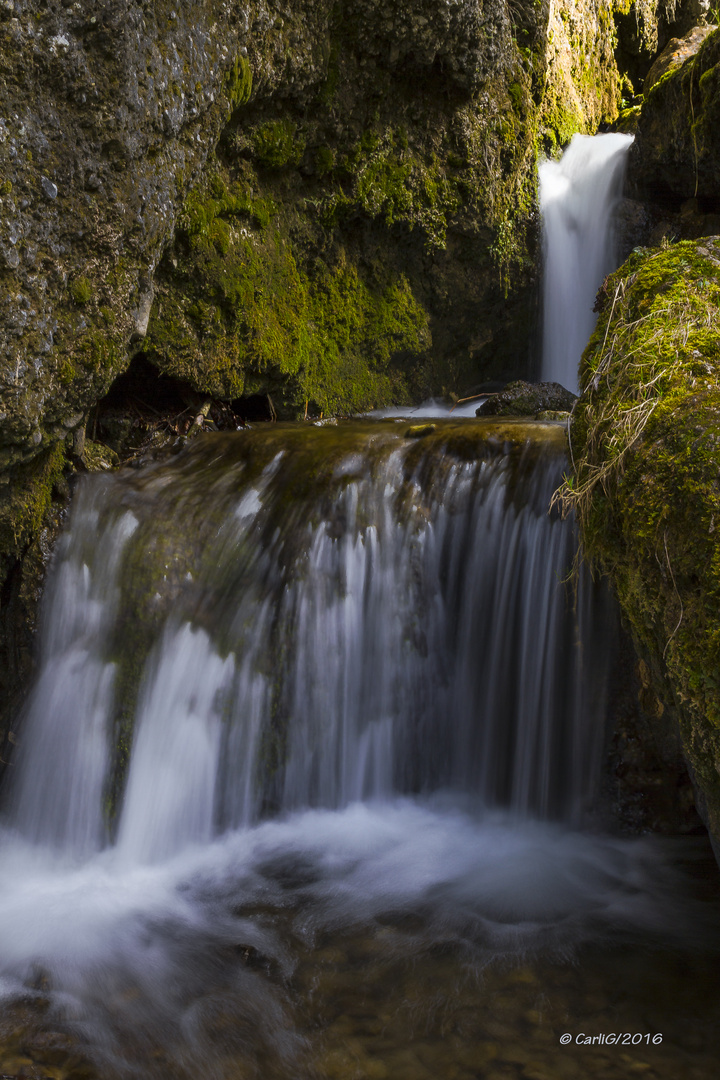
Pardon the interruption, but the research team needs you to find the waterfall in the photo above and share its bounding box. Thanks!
[7,425,610,860]
[0,422,713,1078]
[540,132,634,393]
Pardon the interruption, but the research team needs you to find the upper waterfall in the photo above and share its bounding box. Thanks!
[540,132,634,394]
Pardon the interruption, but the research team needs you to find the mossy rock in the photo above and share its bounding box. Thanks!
[560,237,720,848]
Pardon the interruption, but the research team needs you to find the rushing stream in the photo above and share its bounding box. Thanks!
[1,137,719,1080]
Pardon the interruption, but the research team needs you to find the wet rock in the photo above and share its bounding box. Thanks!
[643,24,716,92]
[40,175,57,200]
[536,409,571,422]
[476,381,577,418]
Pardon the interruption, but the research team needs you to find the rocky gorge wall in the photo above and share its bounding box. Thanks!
[2,0,715,759]
[0,0,633,722]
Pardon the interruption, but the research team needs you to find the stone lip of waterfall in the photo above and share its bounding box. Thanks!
[540,132,635,395]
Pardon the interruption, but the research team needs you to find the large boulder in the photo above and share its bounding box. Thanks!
[476,380,576,417]
[563,237,720,853]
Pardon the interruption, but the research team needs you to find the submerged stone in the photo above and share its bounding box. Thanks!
[404,424,436,438]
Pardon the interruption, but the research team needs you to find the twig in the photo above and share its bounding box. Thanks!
[662,529,684,659]
[449,391,499,414]
[690,60,699,199]
[133,395,162,416]
[192,399,212,429]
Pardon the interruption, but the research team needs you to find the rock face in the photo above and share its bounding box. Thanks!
[562,238,720,852]
[0,0,626,458]
[628,25,720,200]
[0,0,250,467]
[642,23,716,92]
[143,0,626,418]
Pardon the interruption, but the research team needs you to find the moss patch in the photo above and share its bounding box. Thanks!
[0,445,67,563]
[146,155,437,415]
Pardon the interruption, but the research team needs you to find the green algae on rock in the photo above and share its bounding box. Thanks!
[558,237,720,846]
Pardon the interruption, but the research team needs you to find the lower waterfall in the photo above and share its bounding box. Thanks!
[0,421,718,1080]
[10,423,608,855]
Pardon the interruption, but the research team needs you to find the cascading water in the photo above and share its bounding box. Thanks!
[0,420,718,1080]
[1,126,718,1077]
[9,424,610,858]
[540,132,634,393]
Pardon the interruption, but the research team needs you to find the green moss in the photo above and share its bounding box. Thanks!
[70,276,93,305]
[77,329,122,373]
[561,238,720,839]
[252,120,305,170]
[225,54,253,110]
[315,145,335,177]
[541,99,584,152]
[147,203,430,414]
[180,172,277,255]
[0,445,66,562]
[319,128,465,251]
[614,104,641,134]
[83,440,120,472]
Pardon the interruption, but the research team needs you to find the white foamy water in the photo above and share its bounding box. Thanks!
[0,798,713,1080]
[540,132,633,393]
[115,624,234,865]
[0,803,707,1005]
[364,397,486,418]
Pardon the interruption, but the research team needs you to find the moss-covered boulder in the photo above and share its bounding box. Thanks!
[560,237,720,848]
[0,0,261,467]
